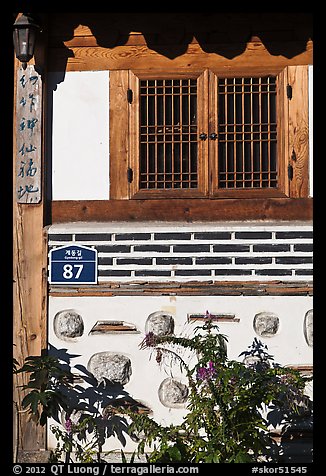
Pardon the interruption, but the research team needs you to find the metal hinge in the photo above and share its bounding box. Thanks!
[127,167,133,183]
[127,89,133,103]
[287,84,292,100]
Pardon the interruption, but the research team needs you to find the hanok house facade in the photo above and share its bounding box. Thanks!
[13,12,313,463]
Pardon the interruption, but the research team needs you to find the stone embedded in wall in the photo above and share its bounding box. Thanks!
[53,309,84,340]
[304,310,313,347]
[87,352,132,385]
[102,397,152,418]
[243,355,260,367]
[188,313,239,322]
[158,378,188,408]
[61,409,83,427]
[253,312,279,337]
[243,355,270,370]
[89,320,140,335]
[145,311,174,336]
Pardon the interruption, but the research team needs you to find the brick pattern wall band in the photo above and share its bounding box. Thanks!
[48,227,313,282]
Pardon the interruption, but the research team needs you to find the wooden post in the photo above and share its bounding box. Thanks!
[13,14,48,460]
[287,65,309,198]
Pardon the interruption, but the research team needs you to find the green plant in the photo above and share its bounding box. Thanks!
[49,415,105,463]
[14,350,133,463]
[14,354,75,426]
[123,312,312,463]
[120,449,137,464]
[13,357,20,373]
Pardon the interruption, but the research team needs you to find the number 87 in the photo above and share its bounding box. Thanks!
[63,264,84,279]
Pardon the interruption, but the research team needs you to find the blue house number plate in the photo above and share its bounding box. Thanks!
[49,244,98,284]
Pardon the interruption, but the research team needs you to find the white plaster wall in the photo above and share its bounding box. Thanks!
[50,71,110,200]
[48,294,313,452]
[309,65,313,197]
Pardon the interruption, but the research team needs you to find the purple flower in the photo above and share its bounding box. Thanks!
[208,360,215,371]
[196,360,217,381]
[65,417,72,434]
[196,367,208,381]
[205,310,212,320]
[280,374,295,385]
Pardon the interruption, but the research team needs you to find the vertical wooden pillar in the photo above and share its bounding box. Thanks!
[13,14,48,459]
[287,65,309,198]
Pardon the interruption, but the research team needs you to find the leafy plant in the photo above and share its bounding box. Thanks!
[49,415,106,463]
[13,357,20,373]
[14,350,134,462]
[123,312,312,463]
[14,315,312,463]
[14,354,75,426]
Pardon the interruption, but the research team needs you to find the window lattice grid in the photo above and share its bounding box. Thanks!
[139,79,198,190]
[218,77,278,189]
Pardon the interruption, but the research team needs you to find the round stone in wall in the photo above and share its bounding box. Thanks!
[243,355,270,370]
[303,309,313,347]
[145,311,174,336]
[158,378,188,408]
[87,352,132,385]
[61,408,83,427]
[53,309,84,341]
[253,312,279,337]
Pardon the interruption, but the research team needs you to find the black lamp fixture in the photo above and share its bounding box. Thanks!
[13,13,40,69]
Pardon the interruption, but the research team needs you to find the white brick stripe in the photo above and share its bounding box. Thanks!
[48,223,313,283]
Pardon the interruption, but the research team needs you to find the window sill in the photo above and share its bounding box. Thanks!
[50,198,312,223]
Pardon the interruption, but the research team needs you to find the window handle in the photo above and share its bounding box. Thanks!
[209,132,218,140]
[199,133,207,141]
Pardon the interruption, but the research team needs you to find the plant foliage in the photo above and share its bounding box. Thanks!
[123,312,312,463]
[14,354,74,426]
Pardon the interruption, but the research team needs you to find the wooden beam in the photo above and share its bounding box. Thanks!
[13,15,48,456]
[48,41,313,73]
[50,198,313,223]
[49,281,313,297]
[13,205,47,452]
[287,66,309,198]
[109,70,129,199]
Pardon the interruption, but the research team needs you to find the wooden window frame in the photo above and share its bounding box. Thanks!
[129,69,287,199]
[209,72,284,199]
[129,70,209,199]
[51,65,311,222]
[110,66,309,202]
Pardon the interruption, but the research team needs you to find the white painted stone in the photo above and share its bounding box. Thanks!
[158,378,188,408]
[243,355,271,371]
[53,309,84,341]
[253,312,280,337]
[61,409,84,426]
[304,309,313,347]
[87,352,132,385]
[145,311,174,336]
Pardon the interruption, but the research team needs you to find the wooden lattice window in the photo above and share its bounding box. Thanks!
[139,78,198,191]
[128,70,286,199]
[108,66,309,204]
[128,71,208,198]
[217,76,278,190]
